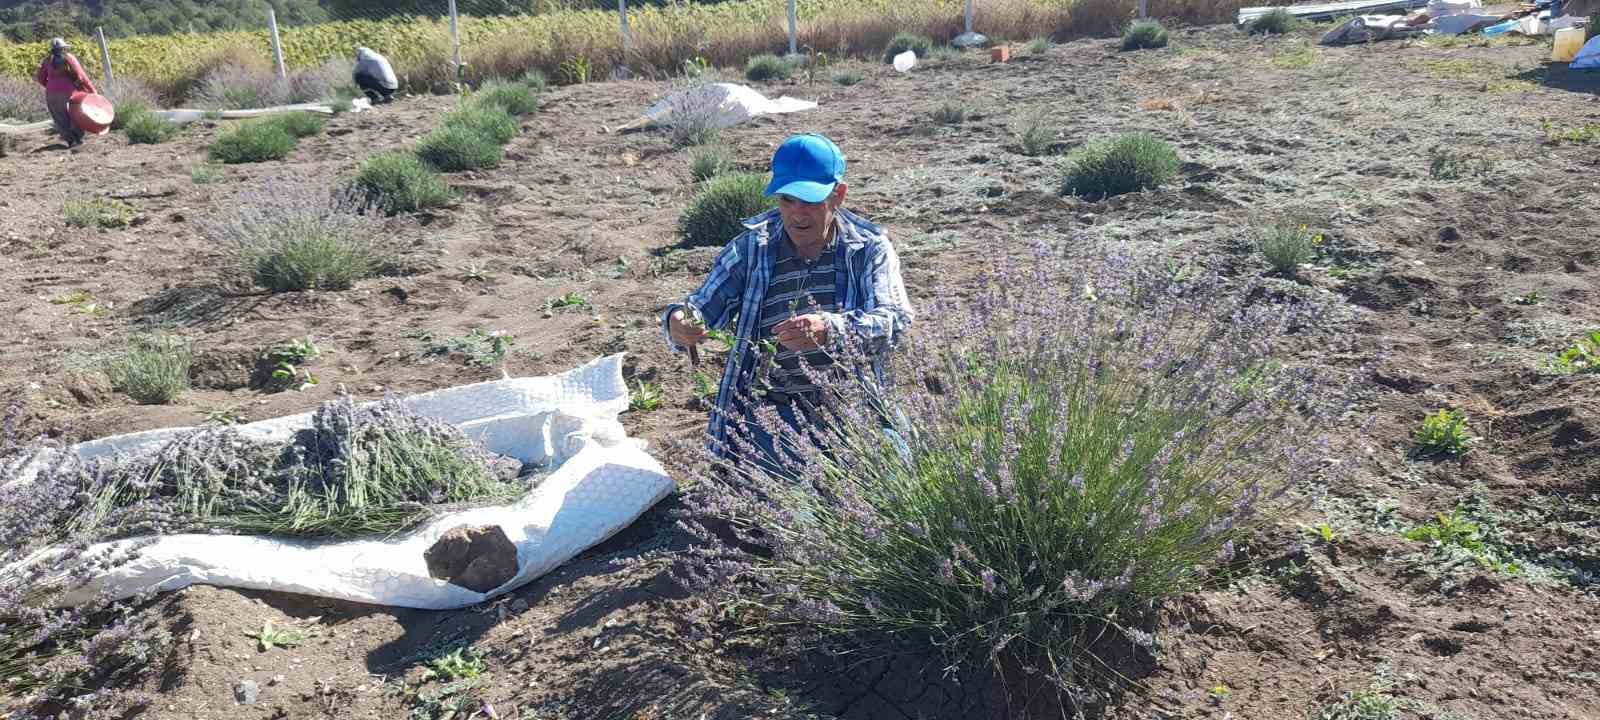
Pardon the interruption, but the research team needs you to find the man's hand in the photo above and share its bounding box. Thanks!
[773,314,828,351]
[668,309,708,348]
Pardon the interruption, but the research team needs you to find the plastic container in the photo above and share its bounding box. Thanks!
[67,92,114,135]
[1481,18,1518,36]
[1553,27,1586,62]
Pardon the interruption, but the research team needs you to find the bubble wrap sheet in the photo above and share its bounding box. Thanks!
[43,354,675,610]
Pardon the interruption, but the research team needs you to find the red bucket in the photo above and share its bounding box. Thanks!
[68,92,115,135]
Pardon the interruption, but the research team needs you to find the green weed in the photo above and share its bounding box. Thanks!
[63,198,134,229]
[1550,330,1600,374]
[1411,409,1472,458]
[422,647,486,682]
[244,620,305,652]
[629,381,664,411]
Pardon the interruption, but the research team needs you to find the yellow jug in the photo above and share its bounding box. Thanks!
[1553,27,1585,63]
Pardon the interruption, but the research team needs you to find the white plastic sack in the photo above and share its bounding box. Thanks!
[1572,34,1600,70]
[640,82,816,130]
[893,50,918,73]
[1426,0,1482,17]
[10,354,675,610]
[1433,12,1503,34]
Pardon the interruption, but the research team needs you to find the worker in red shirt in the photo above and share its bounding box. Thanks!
[35,38,97,148]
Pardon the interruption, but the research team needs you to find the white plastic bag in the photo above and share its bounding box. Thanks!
[893,50,918,73]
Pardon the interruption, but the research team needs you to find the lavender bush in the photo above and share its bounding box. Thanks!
[681,243,1353,701]
[289,58,359,105]
[191,64,294,111]
[0,75,48,123]
[201,181,383,292]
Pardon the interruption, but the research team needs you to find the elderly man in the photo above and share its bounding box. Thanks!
[664,133,913,470]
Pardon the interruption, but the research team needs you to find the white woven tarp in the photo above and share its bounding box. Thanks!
[0,99,371,135]
[10,354,675,610]
[639,82,816,129]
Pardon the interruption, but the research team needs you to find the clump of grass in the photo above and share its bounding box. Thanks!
[927,45,962,61]
[690,145,732,182]
[1404,507,1521,574]
[833,70,864,86]
[1411,409,1472,458]
[354,152,456,214]
[682,246,1350,701]
[444,104,518,145]
[678,172,774,247]
[1122,20,1171,50]
[520,69,548,92]
[1011,110,1057,156]
[1026,37,1054,54]
[64,198,135,229]
[208,120,296,164]
[203,183,380,292]
[104,333,192,405]
[109,97,152,131]
[930,100,967,125]
[123,112,179,144]
[1551,330,1600,374]
[1250,8,1300,34]
[745,54,795,82]
[416,125,503,172]
[1061,133,1181,199]
[472,80,539,116]
[1258,225,1321,276]
[884,32,934,63]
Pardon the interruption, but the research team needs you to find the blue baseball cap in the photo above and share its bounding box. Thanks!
[764,133,846,203]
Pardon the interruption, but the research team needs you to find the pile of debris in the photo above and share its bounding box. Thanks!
[1239,0,1594,59]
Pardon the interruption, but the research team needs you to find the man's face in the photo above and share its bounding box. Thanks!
[776,184,846,248]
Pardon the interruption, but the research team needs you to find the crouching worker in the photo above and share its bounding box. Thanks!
[663,133,914,477]
[353,47,398,104]
[35,38,96,148]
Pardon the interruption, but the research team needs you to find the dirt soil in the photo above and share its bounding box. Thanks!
[1,22,1597,720]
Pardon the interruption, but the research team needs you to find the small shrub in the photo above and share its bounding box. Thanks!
[1122,20,1171,50]
[416,125,503,171]
[1250,8,1299,35]
[1412,409,1472,458]
[927,45,962,61]
[884,32,935,63]
[123,112,180,144]
[1551,330,1600,374]
[930,100,967,125]
[745,53,795,82]
[1061,133,1181,199]
[1258,225,1321,276]
[833,71,865,86]
[327,85,363,114]
[64,198,135,229]
[1026,37,1054,54]
[679,172,774,247]
[0,75,50,122]
[263,112,326,139]
[209,121,296,164]
[109,98,152,131]
[202,183,381,292]
[288,58,357,105]
[690,145,732,182]
[629,382,664,412]
[670,100,722,148]
[1012,110,1058,156]
[192,63,293,110]
[472,80,539,116]
[105,333,192,404]
[354,152,456,213]
[445,104,518,145]
[1311,689,1401,720]
[191,163,222,185]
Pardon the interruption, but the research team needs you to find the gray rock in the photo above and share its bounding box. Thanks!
[234,679,259,705]
[423,524,519,593]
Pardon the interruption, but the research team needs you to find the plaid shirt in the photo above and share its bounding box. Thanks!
[662,207,913,456]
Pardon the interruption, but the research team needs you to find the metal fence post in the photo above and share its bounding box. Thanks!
[787,0,798,56]
[267,8,287,80]
[618,0,630,57]
[95,26,114,92]
[1138,0,1149,19]
[965,0,975,34]
[448,0,462,83]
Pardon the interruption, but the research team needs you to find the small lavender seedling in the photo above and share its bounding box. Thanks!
[1258,224,1322,276]
[629,382,664,411]
[1411,409,1472,458]
[105,333,192,404]
[1011,110,1058,157]
[63,198,135,229]
[548,292,587,309]
[690,145,732,182]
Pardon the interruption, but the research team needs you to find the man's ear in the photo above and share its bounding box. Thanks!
[830,182,848,207]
